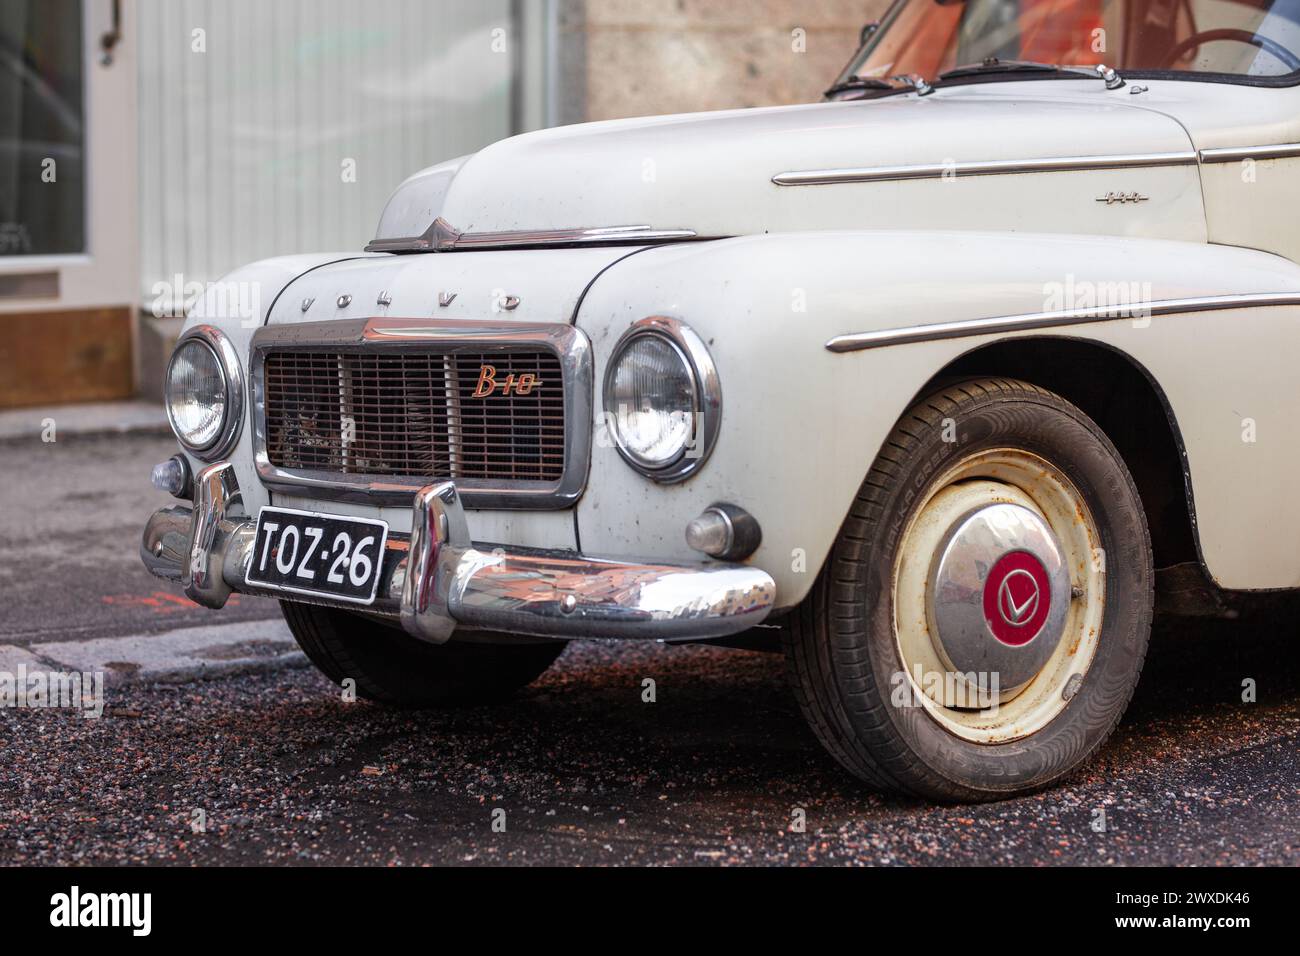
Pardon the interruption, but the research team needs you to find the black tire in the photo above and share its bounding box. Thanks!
[281,601,564,706]
[783,378,1153,801]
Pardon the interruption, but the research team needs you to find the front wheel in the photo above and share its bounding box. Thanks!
[784,378,1153,801]
[282,601,565,707]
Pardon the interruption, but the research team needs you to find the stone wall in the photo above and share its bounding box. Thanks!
[557,0,893,124]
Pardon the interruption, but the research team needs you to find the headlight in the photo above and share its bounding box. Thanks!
[165,326,243,460]
[603,317,720,482]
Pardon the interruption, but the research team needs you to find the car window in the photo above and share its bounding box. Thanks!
[841,0,1300,85]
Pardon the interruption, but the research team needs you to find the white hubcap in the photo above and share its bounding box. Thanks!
[893,449,1106,743]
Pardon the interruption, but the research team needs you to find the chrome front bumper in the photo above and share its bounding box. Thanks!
[141,462,776,643]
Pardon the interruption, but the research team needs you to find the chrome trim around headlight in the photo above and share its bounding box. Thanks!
[165,324,245,461]
[603,316,721,484]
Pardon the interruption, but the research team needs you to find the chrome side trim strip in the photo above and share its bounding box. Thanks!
[824,293,1300,353]
[366,217,698,253]
[1197,143,1300,163]
[250,317,594,510]
[772,151,1198,186]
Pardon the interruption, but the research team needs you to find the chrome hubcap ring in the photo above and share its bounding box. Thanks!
[926,503,1072,695]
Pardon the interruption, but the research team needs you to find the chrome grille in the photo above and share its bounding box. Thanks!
[263,349,566,483]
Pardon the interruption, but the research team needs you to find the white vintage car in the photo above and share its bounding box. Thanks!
[143,0,1300,801]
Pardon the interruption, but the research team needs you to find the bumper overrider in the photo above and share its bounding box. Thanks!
[141,462,776,642]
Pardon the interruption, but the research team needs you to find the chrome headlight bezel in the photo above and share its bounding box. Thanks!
[602,316,721,483]
[165,324,244,461]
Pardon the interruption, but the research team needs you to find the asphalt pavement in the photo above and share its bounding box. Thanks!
[0,431,1296,865]
[0,431,279,644]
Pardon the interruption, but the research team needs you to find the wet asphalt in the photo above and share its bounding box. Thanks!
[0,432,1296,865]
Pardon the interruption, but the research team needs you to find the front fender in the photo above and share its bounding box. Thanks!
[574,230,1300,605]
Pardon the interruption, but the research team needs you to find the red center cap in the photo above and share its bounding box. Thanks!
[983,551,1051,646]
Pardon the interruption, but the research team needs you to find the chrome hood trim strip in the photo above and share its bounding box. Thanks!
[773,151,1198,186]
[825,292,1300,353]
[365,217,699,254]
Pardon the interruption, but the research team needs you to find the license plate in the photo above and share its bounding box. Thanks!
[246,507,389,605]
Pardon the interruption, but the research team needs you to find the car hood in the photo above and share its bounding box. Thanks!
[374,82,1199,244]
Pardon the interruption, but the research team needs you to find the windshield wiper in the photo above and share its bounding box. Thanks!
[824,76,895,97]
[939,58,1060,78]
[824,73,934,99]
[938,58,1126,89]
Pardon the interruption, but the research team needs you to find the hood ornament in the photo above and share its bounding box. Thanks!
[438,291,457,308]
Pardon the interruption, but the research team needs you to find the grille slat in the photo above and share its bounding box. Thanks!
[264,349,565,483]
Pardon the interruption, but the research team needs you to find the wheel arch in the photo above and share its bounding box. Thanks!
[913,335,1202,575]
[575,230,1300,605]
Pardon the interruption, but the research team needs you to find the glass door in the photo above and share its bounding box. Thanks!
[0,0,86,258]
[0,0,139,406]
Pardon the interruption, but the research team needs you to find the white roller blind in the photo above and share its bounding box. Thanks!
[137,0,522,310]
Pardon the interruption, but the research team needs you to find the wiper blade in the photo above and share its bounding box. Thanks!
[825,73,934,99]
[938,58,1127,88]
[938,58,1066,79]
[823,76,899,98]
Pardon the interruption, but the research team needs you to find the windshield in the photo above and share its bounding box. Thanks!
[834,0,1300,90]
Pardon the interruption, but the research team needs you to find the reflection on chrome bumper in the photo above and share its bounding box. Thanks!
[141,463,776,643]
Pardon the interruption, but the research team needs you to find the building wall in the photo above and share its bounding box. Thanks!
[569,0,890,122]
[136,0,522,311]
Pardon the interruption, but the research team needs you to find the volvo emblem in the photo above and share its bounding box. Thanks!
[997,569,1040,626]
[982,551,1052,647]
